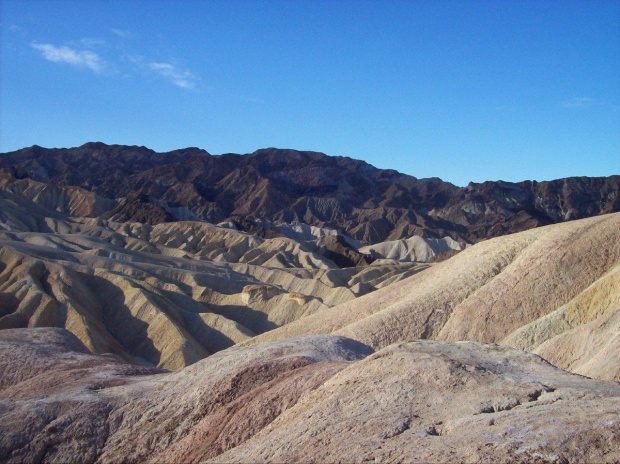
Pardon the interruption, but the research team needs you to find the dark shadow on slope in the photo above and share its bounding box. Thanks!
[0,261,68,330]
[150,288,243,355]
[204,303,279,335]
[0,293,19,318]
[80,274,161,366]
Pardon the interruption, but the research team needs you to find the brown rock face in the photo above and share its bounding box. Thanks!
[106,193,175,225]
[311,234,375,267]
[1,143,617,244]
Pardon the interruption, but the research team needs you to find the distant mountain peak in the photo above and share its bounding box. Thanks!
[1,143,618,244]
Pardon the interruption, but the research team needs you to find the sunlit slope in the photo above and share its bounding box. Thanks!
[247,213,620,379]
[359,235,466,262]
[0,179,424,369]
[504,262,620,380]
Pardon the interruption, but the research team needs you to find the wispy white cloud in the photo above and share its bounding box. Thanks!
[241,96,263,103]
[149,62,197,90]
[30,40,198,89]
[31,43,106,73]
[112,28,134,39]
[562,97,598,109]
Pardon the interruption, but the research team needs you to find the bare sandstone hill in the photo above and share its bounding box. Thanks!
[247,213,620,380]
[1,168,618,381]
[359,234,467,262]
[0,176,427,369]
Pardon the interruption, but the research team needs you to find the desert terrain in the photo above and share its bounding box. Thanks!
[0,144,619,463]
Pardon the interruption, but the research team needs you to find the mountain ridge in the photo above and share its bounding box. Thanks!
[2,142,618,245]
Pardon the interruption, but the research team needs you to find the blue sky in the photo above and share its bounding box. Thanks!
[1,0,618,186]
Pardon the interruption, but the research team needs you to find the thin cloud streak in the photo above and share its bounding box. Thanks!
[149,62,197,90]
[29,40,199,90]
[31,43,105,73]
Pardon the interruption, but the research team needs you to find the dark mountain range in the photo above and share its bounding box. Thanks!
[1,142,618,244]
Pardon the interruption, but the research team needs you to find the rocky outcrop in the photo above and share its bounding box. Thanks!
[360,235,467,262]
[1,328,619,463]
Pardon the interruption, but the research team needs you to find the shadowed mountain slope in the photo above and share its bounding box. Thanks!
[2,143,618,244]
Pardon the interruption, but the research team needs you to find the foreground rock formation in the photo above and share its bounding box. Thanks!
[1,328,619,464]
